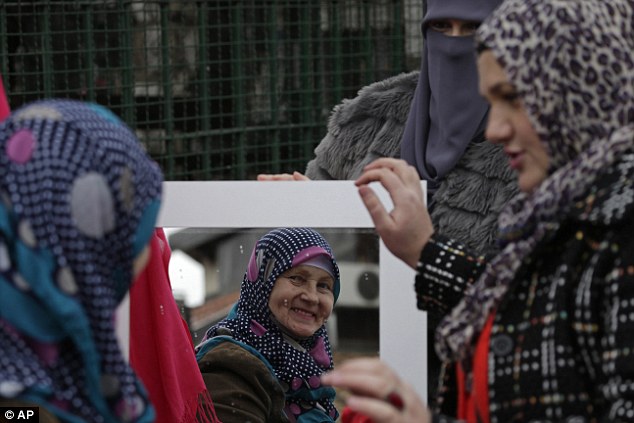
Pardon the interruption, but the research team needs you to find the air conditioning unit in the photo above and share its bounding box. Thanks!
[336,261,380,308]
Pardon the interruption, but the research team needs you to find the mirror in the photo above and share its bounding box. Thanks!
[119,180,427,400]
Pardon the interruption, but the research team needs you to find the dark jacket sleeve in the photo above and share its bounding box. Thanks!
[198,342,288,423]
[415,234,487,317]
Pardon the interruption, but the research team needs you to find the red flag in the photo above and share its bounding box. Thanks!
[0,74,10,121]
[130,228,219,423]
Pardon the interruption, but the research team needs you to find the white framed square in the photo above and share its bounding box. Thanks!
[118,180,428,400]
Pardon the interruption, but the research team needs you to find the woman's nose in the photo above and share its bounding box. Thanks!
[300,284,319,303]
[485,109,513,144]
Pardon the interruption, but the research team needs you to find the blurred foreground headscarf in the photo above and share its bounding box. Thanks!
[436,0,634,362]
[199,227,341,422]
[0,99,162,422]
[400,0,502,195]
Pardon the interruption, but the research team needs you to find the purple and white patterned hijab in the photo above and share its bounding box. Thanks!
[0,99,163,422]
[201,227,341,421]
[436,0,634,362]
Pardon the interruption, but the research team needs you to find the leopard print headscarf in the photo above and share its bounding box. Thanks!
[436,0,634,362]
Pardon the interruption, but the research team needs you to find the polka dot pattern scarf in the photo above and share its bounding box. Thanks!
[201,227,341,422]
[0,99,162,422]
[436,0,634,362]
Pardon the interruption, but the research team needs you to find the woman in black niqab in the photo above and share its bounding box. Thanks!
[400,0,503,198]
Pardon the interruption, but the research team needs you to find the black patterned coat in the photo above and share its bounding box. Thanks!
[418,152,634,422]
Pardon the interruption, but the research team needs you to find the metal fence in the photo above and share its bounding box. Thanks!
[0,1,423,180]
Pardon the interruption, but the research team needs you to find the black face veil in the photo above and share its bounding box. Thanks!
[400,0,502,195]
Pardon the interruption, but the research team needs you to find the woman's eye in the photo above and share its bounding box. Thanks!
[463,22,480,34]
[317,282,333,292]
[428,21,451,33]
[287,275,306,284]
[502,91,521,104]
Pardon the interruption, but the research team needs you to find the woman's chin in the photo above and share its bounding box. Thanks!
[286,321,319,339]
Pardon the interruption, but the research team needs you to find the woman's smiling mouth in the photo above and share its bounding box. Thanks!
[291,307,316,320]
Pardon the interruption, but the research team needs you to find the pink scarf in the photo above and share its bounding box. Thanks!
[130,228,219,423]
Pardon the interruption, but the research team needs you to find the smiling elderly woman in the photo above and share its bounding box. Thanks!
[196,227,341,423]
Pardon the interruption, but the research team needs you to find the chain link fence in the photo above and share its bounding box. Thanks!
[1,1,423,180]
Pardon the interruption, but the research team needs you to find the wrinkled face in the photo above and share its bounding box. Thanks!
[478,50,550,193]
[427,18,480,37]
[268,264,335,339]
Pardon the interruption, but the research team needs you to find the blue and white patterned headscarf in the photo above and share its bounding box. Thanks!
[0,99,163,422]
[436,0,634,362]
[200,227,341,422]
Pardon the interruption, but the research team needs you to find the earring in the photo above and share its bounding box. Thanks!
[283,299,289,307]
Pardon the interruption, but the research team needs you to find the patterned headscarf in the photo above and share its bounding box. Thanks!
[436,0,634,361]
[200,227,341,421]
[0,99,163,422]
[400,0,502,196]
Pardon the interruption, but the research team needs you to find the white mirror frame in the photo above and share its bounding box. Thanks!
[117,180,427,401]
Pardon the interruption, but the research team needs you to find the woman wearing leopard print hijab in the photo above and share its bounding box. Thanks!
[323,1,634,422]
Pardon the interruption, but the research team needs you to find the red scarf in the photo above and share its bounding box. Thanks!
[342,406,374,423]
[130,228,219,423]
[0,74,10,120]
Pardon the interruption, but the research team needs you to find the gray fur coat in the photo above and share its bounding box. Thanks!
[305,71,518,256]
